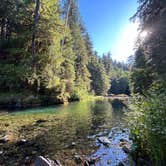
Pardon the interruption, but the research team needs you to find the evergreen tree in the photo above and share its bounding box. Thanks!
[88,52,109,95]
[132,0,166,85]
[102,52,113,77]
[65,0,91,94]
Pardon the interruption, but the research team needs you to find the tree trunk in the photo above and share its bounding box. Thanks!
[1,18,5,41]
[32,0,40,67]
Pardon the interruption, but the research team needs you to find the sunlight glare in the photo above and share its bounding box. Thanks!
[140,31,148,38]
[112,22,139,62]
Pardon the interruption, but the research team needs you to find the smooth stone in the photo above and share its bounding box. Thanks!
[119,142,126,147]
[119,138,127,142]
[122,146,130,153]
[34,156,62,166]
[0,135,9,143]
[71,142,76,146]
[117,161,125,166]
[17,139,27,146]
[107,159,112,164]
[84,160,89,166]
[86,156,100,165]
[97,136,111,146]
[74,155,83,164]
[24,156,32,165]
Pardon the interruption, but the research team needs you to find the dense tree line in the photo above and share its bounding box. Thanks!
[127,0,166,165]
[0,0,130,106]
[101,53,130,95]
[0,0,126,105]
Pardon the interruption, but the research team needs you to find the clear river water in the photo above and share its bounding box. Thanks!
[0,99,134,166]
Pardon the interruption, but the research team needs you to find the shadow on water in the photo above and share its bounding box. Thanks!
[0,100,133,165]
[111,99,127,110]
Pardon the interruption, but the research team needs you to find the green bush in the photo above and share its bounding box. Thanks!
[126,82,166,165]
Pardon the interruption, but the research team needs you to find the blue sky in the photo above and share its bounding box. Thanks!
[78,0,139,62]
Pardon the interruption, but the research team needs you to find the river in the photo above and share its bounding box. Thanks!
[0,99,134,166]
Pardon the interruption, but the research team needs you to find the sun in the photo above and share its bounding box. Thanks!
[140,31,148,38]
[112,22,139,62]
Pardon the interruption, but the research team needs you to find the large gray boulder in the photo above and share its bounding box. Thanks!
[34,156,62,166]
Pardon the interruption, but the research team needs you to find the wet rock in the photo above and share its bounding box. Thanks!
[31,150,37,155]
[0,151,3,155]
[84,160,90,166]
[0,135,10,143]
[71,142,76,146]
[74,155,83,164]
[17,139,27,146]
[119,138,127,142]
[102,153,107,156]
[87,135,95,139]
[86,156,100,165]
[117,161,125,166]
[36,119,47,123]
[107,159,112,164]
[74,155,100,165]
[122,146,130,153]
[119,141,126,147]
[97,137,111,146]
[4,123,9,127]
[24,156,33,165]
[34,156,62,166]
[65,142,76,149]
[96,131,108,137]
[122,128,128,133]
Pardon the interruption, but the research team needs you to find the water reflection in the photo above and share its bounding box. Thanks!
[0,99,129,165]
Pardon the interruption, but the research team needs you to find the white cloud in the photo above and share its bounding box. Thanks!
[112,22,139,62]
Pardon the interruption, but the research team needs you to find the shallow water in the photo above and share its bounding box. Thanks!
[0,99,134,165]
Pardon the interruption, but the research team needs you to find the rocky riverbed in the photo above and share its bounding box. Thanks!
[0,100,135,165]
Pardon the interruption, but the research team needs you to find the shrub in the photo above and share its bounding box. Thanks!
[126,82,166,165]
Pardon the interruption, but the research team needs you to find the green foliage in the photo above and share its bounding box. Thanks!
[0,0,131,105]
[88,53,109,96]
[131,1,166,92]
[108,77,130,95]
[129,1,166,164]
[126,82,166,165]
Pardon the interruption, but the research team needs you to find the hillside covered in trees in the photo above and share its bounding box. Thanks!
[0,0,130,107]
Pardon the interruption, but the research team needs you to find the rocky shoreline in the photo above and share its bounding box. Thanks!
[0,126,136,166]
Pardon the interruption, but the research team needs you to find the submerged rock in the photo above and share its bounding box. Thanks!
[34,156,62,166]
[74,155,100,165]
[71,142,76,146]
[119,138,127,142]
[117,161,125,166]
[36,119,47,123]
[0,134,13,143]
[17,139,27,146]
[86,156,100,165]
[122,146,130,154]
[107,159,112,164]
[74,155,83,164]
[97,136,111,146]
[84,160,89,166]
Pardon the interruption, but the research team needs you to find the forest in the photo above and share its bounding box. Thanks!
[0,0,166,165]
[0,0,130,107]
